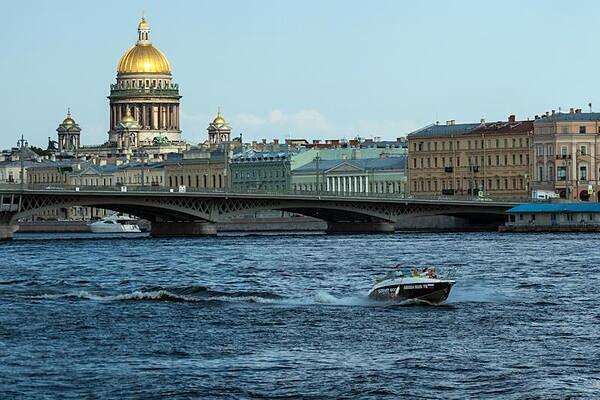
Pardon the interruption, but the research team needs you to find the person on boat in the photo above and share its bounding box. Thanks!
[424,268,438,279]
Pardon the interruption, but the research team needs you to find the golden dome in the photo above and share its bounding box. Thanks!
[117,18,172,75]
[213,111,226,125]
[63,109,75,125]
[138,17,149,30]
[118,45,171,74]
[120,107,136,124]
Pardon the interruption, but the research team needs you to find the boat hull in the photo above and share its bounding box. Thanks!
[89,224,141,233]
[369,282,453,304]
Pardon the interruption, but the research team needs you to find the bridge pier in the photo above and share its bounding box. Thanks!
[150,221,217,237]
[0,224,17,241]
[326,221,395,234]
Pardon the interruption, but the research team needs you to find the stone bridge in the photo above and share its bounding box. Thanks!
[0,187,517,239]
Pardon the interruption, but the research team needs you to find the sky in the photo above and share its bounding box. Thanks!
[2,0,600,149]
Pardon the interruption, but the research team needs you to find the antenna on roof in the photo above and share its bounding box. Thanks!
[589,102,593,113]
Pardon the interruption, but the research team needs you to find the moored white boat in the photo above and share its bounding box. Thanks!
[88,214,141,233]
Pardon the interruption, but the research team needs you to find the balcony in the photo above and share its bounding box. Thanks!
[556,154,571,160]
[469,166,479,173]
[444,167,453,173]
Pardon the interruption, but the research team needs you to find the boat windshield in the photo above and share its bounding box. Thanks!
[384,270,410,279]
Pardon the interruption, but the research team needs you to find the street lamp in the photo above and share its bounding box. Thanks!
[140,150,147,188]
[17,134,28,189]
[315,153,321,194]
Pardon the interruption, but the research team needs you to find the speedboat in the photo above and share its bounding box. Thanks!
[368,268,455,304]
[88,214,141,233]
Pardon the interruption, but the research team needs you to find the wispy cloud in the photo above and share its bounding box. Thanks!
[234,109,334,134]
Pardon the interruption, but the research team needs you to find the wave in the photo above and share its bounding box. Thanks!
[24,286,284,304]
[311,291,371,306]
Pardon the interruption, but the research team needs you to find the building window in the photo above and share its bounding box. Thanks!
[547,165,554,181]
[561,146,568,157]
[580,165,588,181]
[580,145,587,156]
[538,166,543,182]
[579,126,586,134]
[547,145,554,156]
[536,145,543,156]
[557,166,567,181]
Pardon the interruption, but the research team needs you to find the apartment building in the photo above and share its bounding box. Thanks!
[532,109,600,201]
[408,116,533,198]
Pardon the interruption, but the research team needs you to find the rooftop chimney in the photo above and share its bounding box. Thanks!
[575,108,582,114]
[273,138,279,145]
[551,110,555,115]
[570,107,575,114]
[480,118,486,126]
[508,115,516,123]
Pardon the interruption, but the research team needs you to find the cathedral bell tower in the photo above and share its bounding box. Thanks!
[56,109,81,153]
[207,111,232,146]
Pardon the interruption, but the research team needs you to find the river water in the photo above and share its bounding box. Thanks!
[0,232,599,399]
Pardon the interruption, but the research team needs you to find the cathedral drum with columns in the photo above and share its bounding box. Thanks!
[108,17,182,148]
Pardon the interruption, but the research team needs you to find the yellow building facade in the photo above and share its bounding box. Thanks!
[408,117,533,198]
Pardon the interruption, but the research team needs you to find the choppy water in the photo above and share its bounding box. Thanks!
[1,232,599,399]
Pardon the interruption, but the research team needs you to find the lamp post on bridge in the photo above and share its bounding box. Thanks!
[140,150,148,188]
[315,153,321,194]
[17,134,28,190]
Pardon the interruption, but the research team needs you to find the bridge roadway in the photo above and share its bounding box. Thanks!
[0,186,518,240]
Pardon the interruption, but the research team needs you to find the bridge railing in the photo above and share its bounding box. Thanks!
[0,183,530,203]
